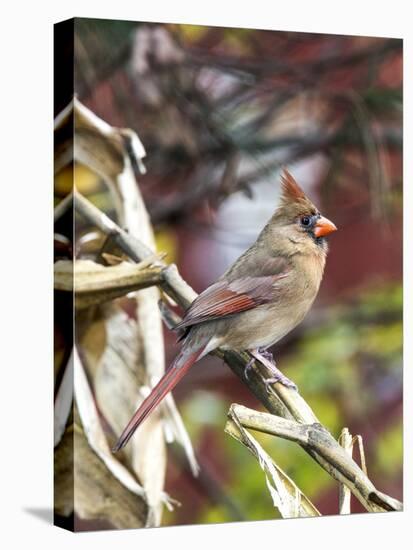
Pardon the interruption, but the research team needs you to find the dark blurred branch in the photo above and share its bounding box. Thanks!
[186,40,401,84]
[148,120,401,225]
[149,131,334,224]
[74,25,401,231]
[74,191,403,514]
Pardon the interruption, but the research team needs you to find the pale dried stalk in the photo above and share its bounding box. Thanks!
[73,346,146,499]
[339,427,353,514]
[354,434,368,476]
[74,191,403,514]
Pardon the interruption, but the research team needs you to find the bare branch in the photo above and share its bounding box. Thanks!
[74,189,197,308]
[55,259,164,309]
[225,405,402,513]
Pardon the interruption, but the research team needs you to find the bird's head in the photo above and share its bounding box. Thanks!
[270,169,337,254]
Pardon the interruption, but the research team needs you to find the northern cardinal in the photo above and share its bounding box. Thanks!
[113,169,337,452]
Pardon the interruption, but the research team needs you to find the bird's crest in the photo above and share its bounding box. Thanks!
[280,169,307,202]
[278,168,317,215]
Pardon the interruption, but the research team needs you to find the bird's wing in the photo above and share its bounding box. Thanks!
[223,246,291,280]
[175,271,289,330]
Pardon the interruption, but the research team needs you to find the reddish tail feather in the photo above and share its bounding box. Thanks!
[112,347,205,452]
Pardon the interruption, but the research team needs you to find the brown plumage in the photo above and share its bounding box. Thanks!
[113,169,337,452]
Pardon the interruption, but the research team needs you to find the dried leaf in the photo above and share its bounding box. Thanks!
[162,394,200,476]
[73,406,148,529]
[54,349,74,447]
[72,97,171,522]
[129,392,168,527]
[74,346,147,499]
[54,419,74,517]
[90,305,169,527]
[226,410,320,518]
[112,115,199,507]
[56,99,199,528]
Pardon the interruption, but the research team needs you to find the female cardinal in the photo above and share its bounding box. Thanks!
[113,169,337,452]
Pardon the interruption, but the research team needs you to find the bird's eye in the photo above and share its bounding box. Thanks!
[300,216,311,227]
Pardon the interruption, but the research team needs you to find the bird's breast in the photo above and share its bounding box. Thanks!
[218,261,324,351]
[217,297,310,351]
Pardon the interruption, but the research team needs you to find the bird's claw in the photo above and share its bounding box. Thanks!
[249,348,297,391]
[244,358,255,380]
[264,374,297,392]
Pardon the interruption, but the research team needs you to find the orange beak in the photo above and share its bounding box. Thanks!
[313,216,337,238]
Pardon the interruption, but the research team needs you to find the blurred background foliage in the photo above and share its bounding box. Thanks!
[60,18,402,527]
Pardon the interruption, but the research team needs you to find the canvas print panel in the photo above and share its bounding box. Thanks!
[54,18,403,531]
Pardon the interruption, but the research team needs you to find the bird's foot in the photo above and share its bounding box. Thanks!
[249,348,297,391]
[257,348,274,362]
[244,348,270,380]
[244,357,255,380]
